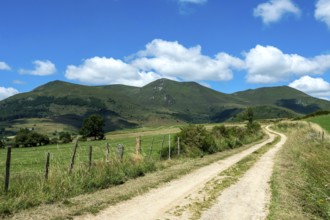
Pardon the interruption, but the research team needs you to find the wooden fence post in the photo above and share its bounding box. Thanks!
[89,146,93,170]
[69,140,78,173]
[168,134,171,160]
[148,137,154,161]
[118,144,124,162]
[44,152,50,180]
[106,143,110,162]
[4,146,11,192]
[160,135,165,159]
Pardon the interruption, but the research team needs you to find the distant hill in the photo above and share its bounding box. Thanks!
[232,86,330,114]
[1,78,330,133]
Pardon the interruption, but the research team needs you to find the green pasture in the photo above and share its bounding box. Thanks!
[0,133,175,175]
[305,114,330,132]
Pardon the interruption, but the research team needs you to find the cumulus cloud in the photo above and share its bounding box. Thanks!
[19,60,56,76]
[0,61,11,71]
[244,45,330,83]
[65,40,330,87]
[0,87,19,101]
[289,76,330,99]
[65,39,244,86]
[254,0,301,24]
[179,0,207,4]
[65,56,161,87]
[132,39,244,81]
[315,0,330,28]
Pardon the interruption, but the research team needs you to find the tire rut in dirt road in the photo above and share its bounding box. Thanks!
[76,127,278,220]
[200,127,287,220]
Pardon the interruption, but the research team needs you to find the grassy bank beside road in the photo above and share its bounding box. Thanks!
[269,122,330,219]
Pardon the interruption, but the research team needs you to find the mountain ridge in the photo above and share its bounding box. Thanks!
[1,78,329,132]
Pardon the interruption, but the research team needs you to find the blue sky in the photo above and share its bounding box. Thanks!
[1,0,330,100]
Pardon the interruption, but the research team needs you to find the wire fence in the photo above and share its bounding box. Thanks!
[0,133,181,192]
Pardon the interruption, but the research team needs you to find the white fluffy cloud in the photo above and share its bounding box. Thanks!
[65,56,161,87]
[245,45,330,83]
[65,39,244,86]
[132,39,244,81]
[289,76,330,99]
[315,0,330,28]
[65,40,330,87]
[179,0,207,4]
[0,87,19,101]
[0,61,11,71]
[254,0,301,24]
[19,60,56,76]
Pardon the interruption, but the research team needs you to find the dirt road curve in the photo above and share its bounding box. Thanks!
[200,128,287,220]
[76,126,286,220]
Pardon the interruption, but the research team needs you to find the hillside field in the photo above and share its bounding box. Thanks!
[305,114,330,133]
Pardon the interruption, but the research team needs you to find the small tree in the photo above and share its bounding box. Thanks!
[80,114,105,140]
[59,131,72,143]
[15,128,30,147]
[244,107,261,132]
[246,107,254,124]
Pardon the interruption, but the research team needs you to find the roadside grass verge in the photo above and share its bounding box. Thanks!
[268,122,330,220]
[2,132,267,219]
[0,157,157,217]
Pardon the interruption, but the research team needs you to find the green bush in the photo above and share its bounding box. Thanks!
[59,131,72,143]
[175,125,216,157]
[173,122,263,158]
[247,121,261,133]
[15,128,50,147]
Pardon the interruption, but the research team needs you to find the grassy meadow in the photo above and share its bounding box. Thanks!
[306,114,330,133]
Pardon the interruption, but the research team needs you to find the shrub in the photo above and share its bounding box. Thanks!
[15,128,50,147]
[59,131,72,143]
[247,121,261,133]
[175,125,216,157]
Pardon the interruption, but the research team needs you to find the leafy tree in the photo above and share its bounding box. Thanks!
[15,128,50,147]
[59,131,72,143]
[80,114,105,140]
[15,128,30,147]
[246,107,254,124]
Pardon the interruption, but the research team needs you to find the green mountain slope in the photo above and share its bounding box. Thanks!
[233,86,330,114]
[1,79,330,133]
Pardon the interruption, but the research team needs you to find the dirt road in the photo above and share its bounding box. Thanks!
[77,126,286,220]
[200,128,287,220]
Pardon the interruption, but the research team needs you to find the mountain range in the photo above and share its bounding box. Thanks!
[1,78,329,132]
